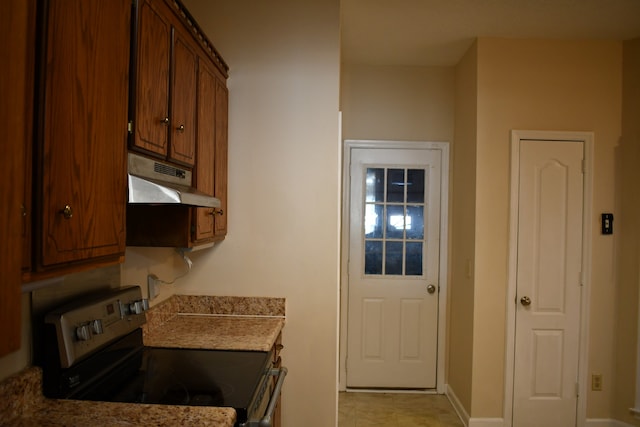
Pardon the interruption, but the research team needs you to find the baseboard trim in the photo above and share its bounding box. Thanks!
[586,419,636,427]
[445,384,470,426]
[468,418,505,427]
[444,384,640,427]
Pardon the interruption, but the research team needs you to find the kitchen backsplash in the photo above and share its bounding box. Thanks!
[175,295,286,317]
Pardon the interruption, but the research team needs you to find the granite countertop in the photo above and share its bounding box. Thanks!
[0,367,236,427]
[144,315,284,351]
[0,294,286,427]
[143,294,285,351]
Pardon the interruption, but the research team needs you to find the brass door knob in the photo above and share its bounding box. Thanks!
[520,296,531,306]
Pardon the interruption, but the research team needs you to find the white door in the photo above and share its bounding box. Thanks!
[346,147,441,389]
[513,139,584,426]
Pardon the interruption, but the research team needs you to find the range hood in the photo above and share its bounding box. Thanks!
[127,152,220,208]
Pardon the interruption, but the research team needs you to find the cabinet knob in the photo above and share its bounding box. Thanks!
[60,205,73,219]
[177,124,185,132]
[208,208,224,216]
[160,117,170,125]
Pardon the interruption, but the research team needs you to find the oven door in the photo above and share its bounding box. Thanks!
[241,367,287,427]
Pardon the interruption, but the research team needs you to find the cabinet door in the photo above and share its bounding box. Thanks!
[214,78,229,238]
[193,58,217,241]
[169,30,197,167]
[133,0,171,157]
[0,0,32,356]
[39,0,129,266]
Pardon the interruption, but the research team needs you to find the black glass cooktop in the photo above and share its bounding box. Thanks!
[71,344,271,423]
[123,348,269,405]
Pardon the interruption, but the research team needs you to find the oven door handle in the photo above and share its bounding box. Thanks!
[258,367,288,427]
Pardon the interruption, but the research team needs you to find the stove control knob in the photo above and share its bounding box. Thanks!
[76,324,92,341]
[129,299,149,315]
[91,319,104,335]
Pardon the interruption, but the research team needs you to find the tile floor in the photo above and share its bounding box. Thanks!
[338,391,464,427]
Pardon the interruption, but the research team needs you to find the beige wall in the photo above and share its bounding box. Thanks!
[448,41,478,413]
[614,37,640,426]
[473,38,623,418]
[340,63,455,142]
[124,1,342,426]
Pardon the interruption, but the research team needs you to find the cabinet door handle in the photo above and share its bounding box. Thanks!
[177,124,185,132]
[160,117,170,125]
[209,208,224,216]
[60,205,73,219]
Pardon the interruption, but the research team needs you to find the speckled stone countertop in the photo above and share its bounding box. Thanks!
[143,295,286,351]
[0,294,286,427]
[0,367,236,427]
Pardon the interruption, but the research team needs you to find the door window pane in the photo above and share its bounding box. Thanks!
[364,241,383,274]
[407,169,425,203]
[406,242,423,276]
[365,168,384,202]
[364,204,383,238]
[386,169,405,203]
[406,205,424,240]
[386,205,405,239]
[385,242,403,275]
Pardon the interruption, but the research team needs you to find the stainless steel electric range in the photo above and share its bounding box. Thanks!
[41,286,286,427]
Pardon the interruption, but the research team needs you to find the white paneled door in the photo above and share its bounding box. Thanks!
[513,139,584,426]
[346,147,441,389]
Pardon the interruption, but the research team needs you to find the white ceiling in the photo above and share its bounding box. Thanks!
[341,0,640,66]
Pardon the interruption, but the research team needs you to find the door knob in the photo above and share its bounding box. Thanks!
[427,284,436,294]
[520,296,531,306]
[60,205,73,219]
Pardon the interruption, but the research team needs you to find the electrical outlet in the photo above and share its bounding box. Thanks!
[591,374,602,391]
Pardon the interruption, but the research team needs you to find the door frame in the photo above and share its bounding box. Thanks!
[504,130,593,426]
[339,139,450,393]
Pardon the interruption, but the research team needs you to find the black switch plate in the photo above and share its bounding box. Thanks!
[601,213,613,235]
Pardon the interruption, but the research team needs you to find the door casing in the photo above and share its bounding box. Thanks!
[504,130,593,426]
[339,139,449,393]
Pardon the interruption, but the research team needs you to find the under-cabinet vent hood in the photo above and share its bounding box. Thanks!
[127,152,220,208]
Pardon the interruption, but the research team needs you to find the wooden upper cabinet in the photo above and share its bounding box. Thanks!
[194,58,217,242]
[1,0,33,356]
[132,0,171,158]
[213,78,229,239]
[132,0,196,168]
[128,0,229,248]
[193,58,228,244]
[37,0,130,267]
[169,30,197,166]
